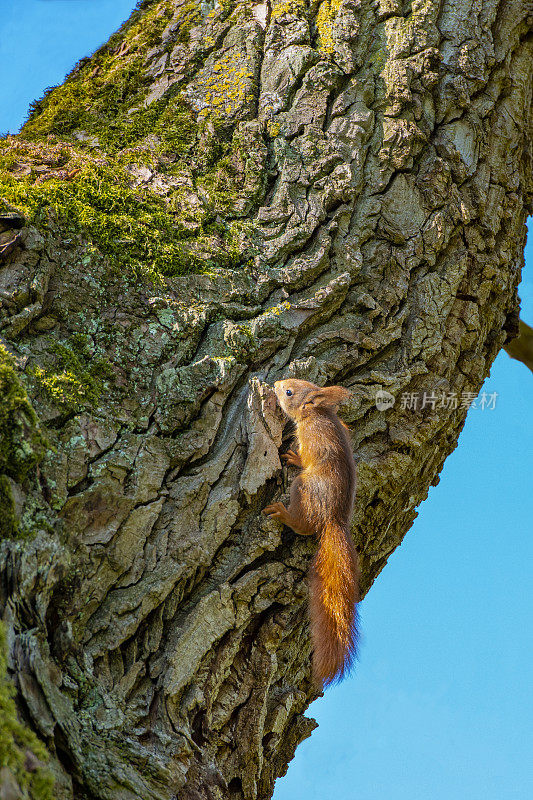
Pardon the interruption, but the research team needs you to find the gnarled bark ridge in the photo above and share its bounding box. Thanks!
[0,1,532,798]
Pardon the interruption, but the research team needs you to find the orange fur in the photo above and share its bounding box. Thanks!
[310,522,359,684]
[263,379,360,687]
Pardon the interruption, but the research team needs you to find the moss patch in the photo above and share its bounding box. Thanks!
[22,1,175,141]
[0,476,18,538]
[0,133,246,280]
[0,150,203,280]
[0,0,269,280]
[0,343,45,483]
[30,336,114,413]
[0,343,46,538]
[0,624,54,800]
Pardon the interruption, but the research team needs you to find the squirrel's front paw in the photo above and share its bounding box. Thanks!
[281,449,302,467]
[263,502,288,522]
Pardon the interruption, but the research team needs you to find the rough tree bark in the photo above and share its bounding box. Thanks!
[0,1,531,798]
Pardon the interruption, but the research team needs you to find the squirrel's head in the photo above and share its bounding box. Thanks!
[273,379,351,421]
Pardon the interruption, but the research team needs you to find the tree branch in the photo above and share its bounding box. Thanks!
[504,319,533,374]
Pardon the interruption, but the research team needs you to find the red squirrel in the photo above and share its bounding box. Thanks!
[263,379,359,687]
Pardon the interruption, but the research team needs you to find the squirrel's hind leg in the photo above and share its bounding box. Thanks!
[263,475,315,536]
[263,502,314,535]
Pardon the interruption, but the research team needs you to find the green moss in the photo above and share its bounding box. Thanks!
[0,118,256,278]
[0,1,266,280]
[22,1,175,140]
[198,134,265,216]
[20,1,210,150]
[2,167,180,280]
[0,476,18,538]
[30,337,114,413]
[0,344,45,483]
[0,623,54,800]
[0,343,47,539]
[101,95,198,155]
[0,145,224,280]
[174,1,202,44]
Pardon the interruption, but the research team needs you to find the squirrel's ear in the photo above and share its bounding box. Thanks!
[302,385,351,410]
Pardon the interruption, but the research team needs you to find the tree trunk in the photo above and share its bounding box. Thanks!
[0,1,531,798]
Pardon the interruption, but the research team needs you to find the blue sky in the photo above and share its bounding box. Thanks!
[1,3,532,798]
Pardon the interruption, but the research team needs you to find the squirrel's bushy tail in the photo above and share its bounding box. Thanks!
[309,522,359,686]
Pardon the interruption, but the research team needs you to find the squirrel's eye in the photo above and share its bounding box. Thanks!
[285,389,293,397]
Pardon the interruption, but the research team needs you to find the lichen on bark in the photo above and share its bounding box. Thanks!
[0,0,532,798]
